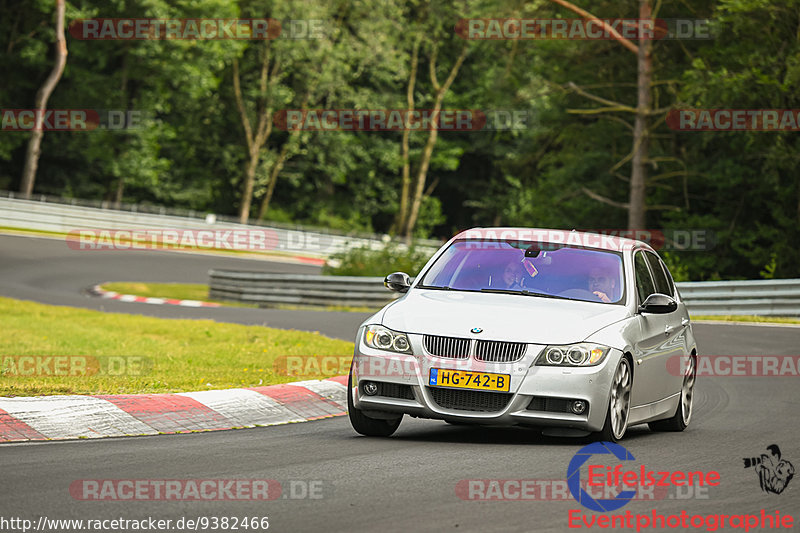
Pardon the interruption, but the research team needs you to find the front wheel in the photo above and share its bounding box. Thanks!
[592,357,632,442]
[347,371,402,437]
[649,355,696,432]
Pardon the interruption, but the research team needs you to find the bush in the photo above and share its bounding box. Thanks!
[322,243,436,277]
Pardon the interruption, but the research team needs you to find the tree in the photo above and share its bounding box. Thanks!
[389,1,472,238]
[232,41,280,224]
[404,44,468,238]
[19,0,67,198]
[548,0,654,230]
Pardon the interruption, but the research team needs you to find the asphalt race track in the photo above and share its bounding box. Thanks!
[0,234,371,340]
[1,234,799,532]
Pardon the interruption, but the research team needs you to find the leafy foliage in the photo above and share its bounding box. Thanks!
[322,243,435,277]
[2,0,799,279]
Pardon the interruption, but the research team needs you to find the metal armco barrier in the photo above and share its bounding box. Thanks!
[0,194,441,259]
[209,271,400,308]
[676,279,800,316]
[209,270,800,315]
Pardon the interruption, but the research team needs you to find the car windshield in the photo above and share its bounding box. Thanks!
[417,240,625,304]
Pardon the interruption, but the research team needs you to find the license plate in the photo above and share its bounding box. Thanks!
[429,368,510,392]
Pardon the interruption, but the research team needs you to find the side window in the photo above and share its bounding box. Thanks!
[645,252,672,296]
[634,251,656,304]
[660,259,676,297]
[663,265,676,297]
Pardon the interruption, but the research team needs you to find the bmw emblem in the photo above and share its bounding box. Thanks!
[470,327,483,334]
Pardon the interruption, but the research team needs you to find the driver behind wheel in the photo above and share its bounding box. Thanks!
[502,260,524,290]
[588,266,617,303]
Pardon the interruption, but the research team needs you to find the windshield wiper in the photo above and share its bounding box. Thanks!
[479,288,562,299]
[416,284,452,291]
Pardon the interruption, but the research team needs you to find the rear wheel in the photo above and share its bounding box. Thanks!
[347,371,402,437]
[649,355,696,432]
[592,357,632,442]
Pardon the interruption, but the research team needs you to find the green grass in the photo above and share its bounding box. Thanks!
[101,282,377,312]
[691,315,800,324]
[103,282,212,302]
[101,282,257,308]
[0,296,353,396]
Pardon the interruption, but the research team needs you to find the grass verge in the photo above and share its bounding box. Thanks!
[0,296,353,396]
[100,282,377,312]
[101,282,256,308]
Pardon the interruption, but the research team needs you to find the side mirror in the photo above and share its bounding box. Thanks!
[384,272,411,293]
[638,293,678,314]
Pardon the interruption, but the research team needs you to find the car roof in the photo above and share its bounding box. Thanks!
[452,227,656,254]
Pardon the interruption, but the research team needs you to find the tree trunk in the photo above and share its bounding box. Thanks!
[20,0,67,198]
[233,45,276,224]
[257,91,310,220]
[393,37,420,234]
[242,150,259,220]
[796,174,800,223]
[113,176,124,208]
[402,118,440,239]
[402,45,468,239]
[628,0,652,230]
[257,135,294,220]
[549,0,645,226]
[113,48,130,210]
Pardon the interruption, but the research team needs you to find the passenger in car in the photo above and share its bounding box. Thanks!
[588,266,618,303]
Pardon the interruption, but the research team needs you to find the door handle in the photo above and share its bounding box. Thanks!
[681,318,690,326]
[665,325,675,336]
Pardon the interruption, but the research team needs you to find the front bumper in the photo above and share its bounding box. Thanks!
[350,328,621,433]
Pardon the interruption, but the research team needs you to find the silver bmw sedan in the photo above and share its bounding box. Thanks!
[348,228,698,441]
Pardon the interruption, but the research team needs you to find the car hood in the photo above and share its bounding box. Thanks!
[381,289,630,345]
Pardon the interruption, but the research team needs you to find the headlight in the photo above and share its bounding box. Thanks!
[364,325,412,354]
[536,343,609,367]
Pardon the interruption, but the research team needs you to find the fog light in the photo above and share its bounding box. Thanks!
[363,381,379,396]
[571,400,587,415]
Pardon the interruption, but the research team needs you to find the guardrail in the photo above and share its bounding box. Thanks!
[209,271,800,316]
[0,194,442,259]
[209,271,397,308]
[676,279,800,316]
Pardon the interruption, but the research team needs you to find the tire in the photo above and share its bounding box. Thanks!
[347,371,402,437]
[649,355,696,432]
[591,356,632,442]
